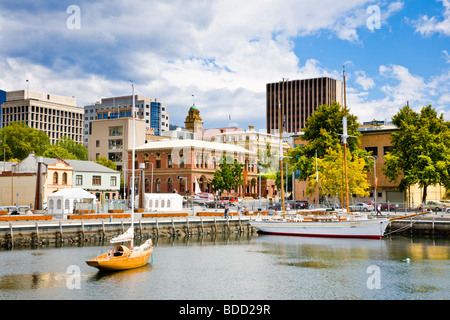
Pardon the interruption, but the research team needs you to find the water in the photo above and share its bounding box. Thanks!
[0,234,449,300]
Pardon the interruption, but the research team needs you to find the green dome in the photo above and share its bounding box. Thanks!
[189,104,198,111]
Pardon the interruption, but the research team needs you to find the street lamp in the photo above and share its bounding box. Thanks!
[367,155,377,211]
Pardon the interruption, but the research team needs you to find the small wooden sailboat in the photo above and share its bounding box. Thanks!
[86,228,153,271]
[86,84,153,271]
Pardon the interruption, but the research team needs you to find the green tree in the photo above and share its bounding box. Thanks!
[306,147,370,198]
[43,145,78,160]
[289,102,370,181]
[209,155,244,193]
[0,122,50,160]
[57,136,88,160]
[383,105,450,203]
[95,156,118,171]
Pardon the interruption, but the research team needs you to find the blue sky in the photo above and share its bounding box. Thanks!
[0,0,449,131]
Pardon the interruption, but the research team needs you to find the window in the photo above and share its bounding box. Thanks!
[53,172,58,184]
[76,175,83,186]
[365,147,378,156]
[156,160,161,168]
[62,172,67,184]
[108,126,123,136]
[57,199,62,209]
[96,140,100,147]
[93,176,101,186]
[65,199,70,209]
[168,155,172,168]
[111,176,117,187]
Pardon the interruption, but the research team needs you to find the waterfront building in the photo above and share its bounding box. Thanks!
[0,90,84,144]
[266,77,343,135]
[83,95,169,146]
[0,153,120,210]
[129,139,258,198]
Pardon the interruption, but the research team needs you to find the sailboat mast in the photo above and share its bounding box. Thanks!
[279,100,286,219]
[131,83,136,248]
[343,68,350,214]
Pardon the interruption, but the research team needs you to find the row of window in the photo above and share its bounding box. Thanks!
[53,172,117,187]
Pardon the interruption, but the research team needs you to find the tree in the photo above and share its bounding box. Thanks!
[95,156,117,171]
[306,147,370,198]
[57,136,88,160]
[209,155,244,194]
[43,145,78,160]
[383,105,450,203]
[289,102,370,181]
[0,122,50,160]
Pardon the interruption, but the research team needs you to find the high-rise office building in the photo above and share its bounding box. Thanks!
[266,77,343,134]
[83,95,169,146]
[0,90,84,144]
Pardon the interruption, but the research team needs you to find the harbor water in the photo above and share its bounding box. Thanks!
[0,234,449,300]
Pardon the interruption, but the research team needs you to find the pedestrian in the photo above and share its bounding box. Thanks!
[376,204,381,216]
[224,206,228,219]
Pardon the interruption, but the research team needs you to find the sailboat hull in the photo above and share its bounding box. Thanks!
[250,218,390,239]
[86,248,153,271]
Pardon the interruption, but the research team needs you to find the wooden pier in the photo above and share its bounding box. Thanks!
[0,211,449,248]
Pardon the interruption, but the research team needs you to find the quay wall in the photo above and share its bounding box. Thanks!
[1,212,449,248]
[0,216,254,248]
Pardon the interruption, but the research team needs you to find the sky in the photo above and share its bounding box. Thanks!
[0,0,449,131]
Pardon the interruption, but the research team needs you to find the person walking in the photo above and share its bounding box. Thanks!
[376,204,382,216]
[224,206,229,219]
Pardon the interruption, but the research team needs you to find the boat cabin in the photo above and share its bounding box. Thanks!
[113,245,130,257]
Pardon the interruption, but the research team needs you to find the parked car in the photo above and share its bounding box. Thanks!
[309,204,329,210]
[268,202,291,211]
[421,201,447,212]
[349,202,374,212]
[286,200,309,209]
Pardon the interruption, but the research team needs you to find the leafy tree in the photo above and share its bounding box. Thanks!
[383,105,450,203]
[43,145,78,160]
[306,147,370,198]
[209,155,244,193]
[289,102,370,181]
[57,136,88,160]
[95,156,118,171]
[0,122,50,160]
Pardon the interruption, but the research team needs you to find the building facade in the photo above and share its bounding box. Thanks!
[83,95,169,146]
[88,117,147,172]
[0,90,84,144]
[129,139,258,198]
[0,153,120,209]
[266,77,343,135]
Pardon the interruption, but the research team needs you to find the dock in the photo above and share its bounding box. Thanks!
[0,213,254,248]
[0,210,449,248]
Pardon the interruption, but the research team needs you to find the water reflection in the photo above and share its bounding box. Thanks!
[0,272,69,290]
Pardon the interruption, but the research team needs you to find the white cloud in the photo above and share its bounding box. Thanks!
[412,0,450,36]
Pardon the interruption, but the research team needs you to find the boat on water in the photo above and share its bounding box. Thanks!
[250,211,427,239]
[86,228,153,271]
[86,83,153,271]
[250,215,390,239]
